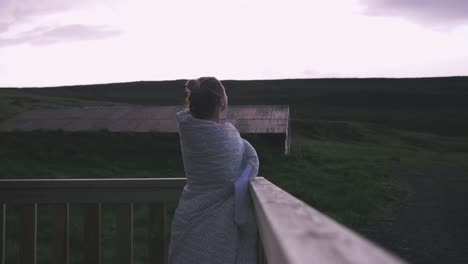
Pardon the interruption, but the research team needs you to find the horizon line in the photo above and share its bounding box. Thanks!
[1,75,468,89]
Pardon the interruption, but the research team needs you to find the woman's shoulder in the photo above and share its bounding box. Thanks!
[220,121,239,134]
[176,109,190,122]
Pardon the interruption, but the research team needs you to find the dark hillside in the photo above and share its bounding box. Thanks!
[9,77,468,136]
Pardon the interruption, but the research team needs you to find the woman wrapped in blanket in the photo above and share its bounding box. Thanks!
[168,77,259,264]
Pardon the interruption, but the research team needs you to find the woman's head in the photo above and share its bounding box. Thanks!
[185,77,228,121]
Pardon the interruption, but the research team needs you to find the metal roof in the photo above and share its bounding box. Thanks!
[0,105,289,134]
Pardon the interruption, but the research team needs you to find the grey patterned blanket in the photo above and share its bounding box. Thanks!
[168,110,259,264]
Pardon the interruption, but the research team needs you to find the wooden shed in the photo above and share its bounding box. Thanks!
[0,105,291,154]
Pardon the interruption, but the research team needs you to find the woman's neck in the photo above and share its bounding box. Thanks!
[206,114,220,123]
[208,108,221,123]
[191,110,220,123]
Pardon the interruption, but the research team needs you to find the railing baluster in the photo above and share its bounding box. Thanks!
[148,203,165,264]
[51,204,69,264]
[84,203,101,264]
[1,204,5,264]
[257,233,267,264]
[19,204,37,264]
[115,203,133,264]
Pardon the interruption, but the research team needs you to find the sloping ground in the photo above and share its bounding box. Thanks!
[366,164,468,264]
[11,77,468,136]
[0,89,120,122]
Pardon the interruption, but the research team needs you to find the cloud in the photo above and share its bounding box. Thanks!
[362,0,468,28]
[0,0,99,23]
[0,24,120,47]
[0,0,120,47]
[303,69,320,77]
[303,69,339,78]
[0,23,10,33]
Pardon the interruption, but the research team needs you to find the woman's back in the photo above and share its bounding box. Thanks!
[168,77,259,264]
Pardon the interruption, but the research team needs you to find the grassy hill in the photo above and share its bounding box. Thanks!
[6,77,468,136]
[0,89,121,122]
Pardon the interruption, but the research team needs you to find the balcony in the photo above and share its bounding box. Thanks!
[0,177,404,264]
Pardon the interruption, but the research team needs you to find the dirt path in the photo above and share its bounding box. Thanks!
[367,164,468,264]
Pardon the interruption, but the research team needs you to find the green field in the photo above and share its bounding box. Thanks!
[1,77,468,263]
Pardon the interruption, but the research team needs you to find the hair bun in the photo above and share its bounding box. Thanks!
[186,79,200,92]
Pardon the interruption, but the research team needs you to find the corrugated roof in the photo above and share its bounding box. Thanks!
[0,105,289,134]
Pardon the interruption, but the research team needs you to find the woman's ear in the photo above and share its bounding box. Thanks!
[220,95,227,112]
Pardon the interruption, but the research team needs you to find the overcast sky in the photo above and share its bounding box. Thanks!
[1,0,468,87]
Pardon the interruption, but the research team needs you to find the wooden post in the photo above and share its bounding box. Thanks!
[285,106,291,156]
[148,203,165,264]
[115,203,133,264]
[51,204,69,264]
[257,231,267,264]
[19,204,37,264]
[84,203,101,264]
[0,204,5,264]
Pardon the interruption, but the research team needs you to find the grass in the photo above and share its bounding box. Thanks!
[0,89,121,122]
[1,130,467,263]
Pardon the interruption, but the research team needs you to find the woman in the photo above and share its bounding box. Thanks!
[168,77,259,264]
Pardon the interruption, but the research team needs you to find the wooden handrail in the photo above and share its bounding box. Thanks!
[249,177,406,264]
[0,178,186,204]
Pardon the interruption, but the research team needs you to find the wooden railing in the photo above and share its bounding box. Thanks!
[0,177,405,264]
[250,177,406,264]
[0,178,186,264]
